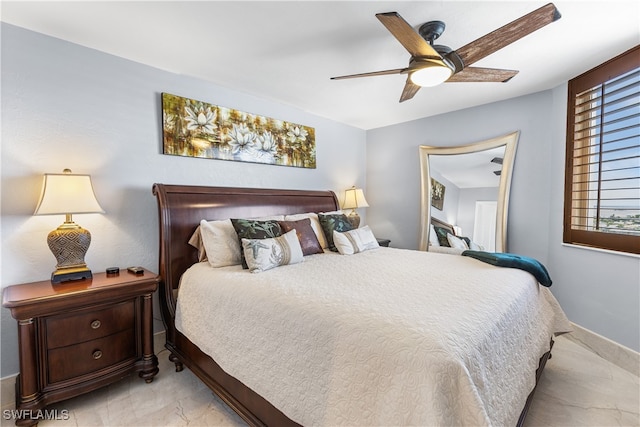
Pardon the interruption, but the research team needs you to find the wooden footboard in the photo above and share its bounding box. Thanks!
[167,331,299,427]
[517,338,554,427]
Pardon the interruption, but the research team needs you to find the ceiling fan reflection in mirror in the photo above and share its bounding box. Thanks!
[331,3,561,102]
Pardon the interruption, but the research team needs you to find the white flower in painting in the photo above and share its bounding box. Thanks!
[163,111,175,129]
[286,125,308,144]
[257,131,278,156]
[184,104,217,134]
[228,123,257,154]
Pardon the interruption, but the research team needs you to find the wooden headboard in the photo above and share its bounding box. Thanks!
[431,217,456,236]
[152,184,339,331]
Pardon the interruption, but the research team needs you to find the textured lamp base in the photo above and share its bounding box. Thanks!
[47,221,93,284]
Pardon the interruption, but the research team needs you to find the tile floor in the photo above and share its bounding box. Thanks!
[2,335,638,426]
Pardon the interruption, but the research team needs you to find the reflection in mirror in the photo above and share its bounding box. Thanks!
[419,131,519,253]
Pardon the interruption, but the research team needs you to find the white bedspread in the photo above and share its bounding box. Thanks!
[176,247,571,426]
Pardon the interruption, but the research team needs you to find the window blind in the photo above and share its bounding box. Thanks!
[564,45,640,254]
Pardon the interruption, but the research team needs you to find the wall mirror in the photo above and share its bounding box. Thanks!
[419,131,519,252]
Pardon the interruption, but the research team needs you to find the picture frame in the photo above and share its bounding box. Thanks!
[161,93,316,168]
[431,178,445,210]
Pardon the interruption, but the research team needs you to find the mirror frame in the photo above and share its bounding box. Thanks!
[419,131,520,252]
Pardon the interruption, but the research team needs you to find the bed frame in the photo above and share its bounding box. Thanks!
[430,216,456,235]
[153,183,552,427]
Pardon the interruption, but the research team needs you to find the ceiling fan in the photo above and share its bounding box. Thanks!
[331,3,561,102]
[491,156,503,176]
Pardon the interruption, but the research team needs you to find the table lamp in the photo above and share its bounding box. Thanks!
[34,169,104,283]
[342,186,369,228]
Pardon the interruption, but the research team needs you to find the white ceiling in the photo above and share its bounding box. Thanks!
[430,146,505,188]
[1,1,639,130]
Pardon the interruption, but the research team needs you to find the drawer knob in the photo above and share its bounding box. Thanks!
[92,350,103,360]
[90,320,101,329]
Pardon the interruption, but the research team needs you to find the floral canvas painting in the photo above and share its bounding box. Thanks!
[161,93,316,168]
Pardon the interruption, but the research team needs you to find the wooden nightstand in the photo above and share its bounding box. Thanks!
[2,269,159,426]
[377,238,391,247]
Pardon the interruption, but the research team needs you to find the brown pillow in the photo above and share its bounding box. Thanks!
[278,218,323,256]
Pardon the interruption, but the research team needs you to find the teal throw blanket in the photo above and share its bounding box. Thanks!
[461,250,552,287]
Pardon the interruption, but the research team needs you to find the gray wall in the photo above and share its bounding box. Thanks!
[366,90,639,352]
[0,24,367,377]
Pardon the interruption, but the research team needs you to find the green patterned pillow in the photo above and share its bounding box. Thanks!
[231,219,283,268]
[433,226,451,247]
[318,213,353,252]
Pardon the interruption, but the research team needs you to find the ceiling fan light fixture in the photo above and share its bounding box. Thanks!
[409,62,453,87]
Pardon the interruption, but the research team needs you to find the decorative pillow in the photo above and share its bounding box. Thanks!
[284,212,328,249]
[447,233,469,250]
[188,226,208,262]
[319,210,343,215]
[433,226,451,247]
[318,213,353,252]
[250,215,285,221]
[333,226,380,255]
[468,240,484,251]
[429,224,440,247]
[199,219,242,267]
[188,215,283,263]
[242,229,304,273]
[278,218,323,256]
[231,219,283,269]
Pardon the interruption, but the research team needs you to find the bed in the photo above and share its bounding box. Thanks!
[153,183,571,426]
[428,217,470,255]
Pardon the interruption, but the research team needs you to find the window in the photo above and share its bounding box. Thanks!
[564,45,640,254]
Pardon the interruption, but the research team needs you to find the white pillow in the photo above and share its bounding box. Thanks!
[429,224,440,247]
[242,229,304,273]
[250,215,285,221]
[447,233,469,250]
[200,219,242,267]
[284,212,328,249]
[468,240,484,251]
[333,226,380,255]
[187,226,208,262]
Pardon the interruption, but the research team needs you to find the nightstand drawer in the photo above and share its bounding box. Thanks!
[47,328,136,383]
[46,300,135,349]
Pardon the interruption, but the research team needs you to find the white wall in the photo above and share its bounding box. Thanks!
[0,24,367,376]
[366,90,639,352]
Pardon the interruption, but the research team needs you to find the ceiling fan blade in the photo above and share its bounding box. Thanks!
[376,12,442,59]
[330,68,406,80]
[453,3,561,67]
[447,67,518,83]
[400,77,421,102]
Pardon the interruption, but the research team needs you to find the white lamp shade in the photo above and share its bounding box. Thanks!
[410,63,453,87]
[342,187,369,210]
[34,173,104,215]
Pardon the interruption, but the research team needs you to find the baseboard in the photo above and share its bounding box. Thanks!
[565,322,639,376]
[1,330,168,410]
